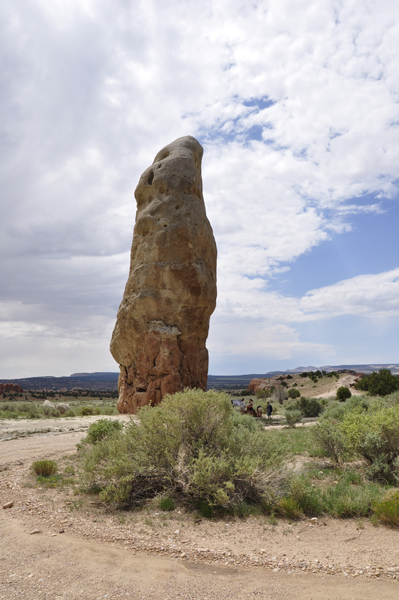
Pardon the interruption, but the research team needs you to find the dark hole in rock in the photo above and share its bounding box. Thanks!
[148,171,154,185]
[175,205,180,209]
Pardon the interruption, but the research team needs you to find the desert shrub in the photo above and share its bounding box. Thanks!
[81,406,94,416]
[373,490,399,527]
[63,409,75,417]
[32,460,57,476]
[340,406,399,482]
[27,405,41,418]
[159,497,175,511]
[199,500,214,518]
[43,405,60,417]
[321,397,369,423]
[311,421,347,463]
[294,397,322,417]
[256,389,271,399]
[321,474,382,518]
[288,388,300,399]
[355,368,399,397]
[287,475,324,515]
[83,418,123,444]
[282,472,383,518]
[36,474,62,488]
[101,406,117,415]
[284,410,302,427]
[277,497,302,519]
[79,389,283,511]
[337,386,352,402]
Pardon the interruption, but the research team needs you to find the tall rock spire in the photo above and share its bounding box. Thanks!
[110,136,217,413]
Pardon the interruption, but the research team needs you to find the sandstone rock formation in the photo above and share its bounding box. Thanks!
[56,403,71,415]
[110,136,217,413]
[0,383,23,394]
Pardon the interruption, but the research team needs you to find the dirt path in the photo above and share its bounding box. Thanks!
[0,415,132,467]
[1,511,399,600]
[313,373,362,399]
[1,418,399,599]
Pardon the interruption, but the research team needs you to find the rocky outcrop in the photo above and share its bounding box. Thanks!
[248,379,274,393]
[56,403,71,415]
[0,383,23,394]
[110,136,217,414]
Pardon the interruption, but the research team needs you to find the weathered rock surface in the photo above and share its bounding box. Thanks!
[110,136,217,413]
[56,403,71,415]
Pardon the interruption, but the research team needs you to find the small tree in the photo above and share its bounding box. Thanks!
[355,369,399,397]
[336,386,352,402]
[288,388,300,399]
[273,385,288,405]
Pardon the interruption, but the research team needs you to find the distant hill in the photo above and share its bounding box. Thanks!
[287,364,399,375]
[1,364,399,391]
[0,372,119,391]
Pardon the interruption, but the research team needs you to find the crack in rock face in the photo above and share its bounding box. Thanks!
[110,136,217,414]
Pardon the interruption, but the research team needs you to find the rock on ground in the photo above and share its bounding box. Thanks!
[110,136,217,414]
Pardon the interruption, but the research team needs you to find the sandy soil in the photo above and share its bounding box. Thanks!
[1,417,399,599]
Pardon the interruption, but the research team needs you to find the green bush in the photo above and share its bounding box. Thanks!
[288,388,300,399]
[340,406,399,482]
[321,474,382,518]
[284,472,382,518]
[373,490,399,527]
[79,389,283,510]
[355,368,399,397]
[83,418,123,444]
[277,496,302,519]
[337,386,352,401]
[80,406,100,416]
[287,475,324,515]
[321,396,369,423]
[43,405,60,417]
[285,410,302,427]
[294,397,323,417]
[311,421,347,463]
[159,497,175,511]
[32,460,57,476]
[256,389,271,399]
[64,409,75,417]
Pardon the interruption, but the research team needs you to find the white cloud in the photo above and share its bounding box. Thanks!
[300,268,399,319]
[1,0,399,376]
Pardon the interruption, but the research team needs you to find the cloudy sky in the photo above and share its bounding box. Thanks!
[1,0,399,379]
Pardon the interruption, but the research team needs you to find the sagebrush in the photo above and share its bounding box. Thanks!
[79,389,284,511]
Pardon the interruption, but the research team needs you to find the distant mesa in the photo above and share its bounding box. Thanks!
[1,364,398,394]
[110,136,217,414]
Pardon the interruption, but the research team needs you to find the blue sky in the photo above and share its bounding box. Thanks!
[1,0,399,378]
